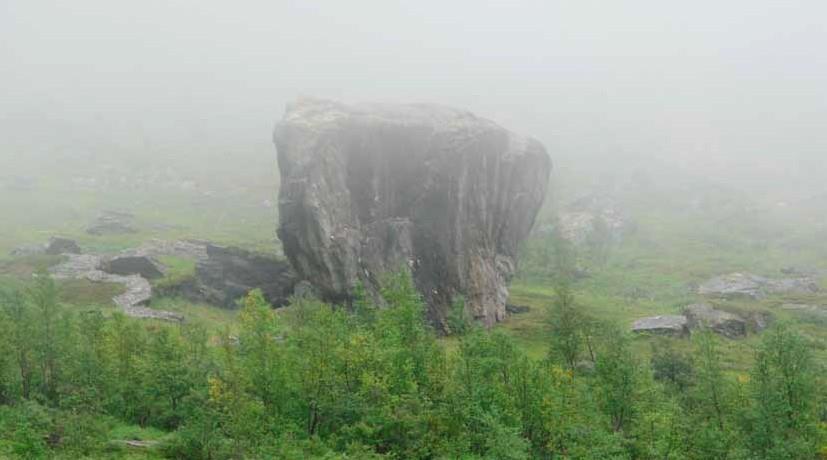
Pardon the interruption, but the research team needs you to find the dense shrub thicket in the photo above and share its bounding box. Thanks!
[0,271,824,459]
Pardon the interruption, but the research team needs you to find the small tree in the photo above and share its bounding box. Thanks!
[595,325,637,433]
[650,340,694,392]
[547,282,582,370]
[446,295,471,336]
[741,323,818,459]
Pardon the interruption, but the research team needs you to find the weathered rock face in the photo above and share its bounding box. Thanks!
[193,244,296,308]
[683,303,746,339]
[698,272,819,299]
[631,315,689,337]
[274,98,551,327]
[45,237,81,255]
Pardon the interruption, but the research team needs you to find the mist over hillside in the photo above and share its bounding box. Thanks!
[2,1,827,459]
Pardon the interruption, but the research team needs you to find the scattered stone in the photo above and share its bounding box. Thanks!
[102,255,166,279]
[275,98,551,328]
[49,254,182,322]
[698,272,819,299]
[556,194,628,246]
[9,244,46,257]
[49,254,102,277]
[506,304,531,314]
[87,210,137,235]
[45,237,81,255]
[128,239,209,262]
[10,237,81,257]
[631,315,689,337]
[192,244,296,308]
[683,303,746,339]
[747,311,773,332]
[113,440,160,449]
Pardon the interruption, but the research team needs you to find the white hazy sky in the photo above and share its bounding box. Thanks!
[1,0,825,181]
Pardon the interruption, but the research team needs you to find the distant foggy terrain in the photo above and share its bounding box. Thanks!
[2,1,827,458]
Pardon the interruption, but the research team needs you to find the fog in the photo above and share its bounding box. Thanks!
[2,0,826,197]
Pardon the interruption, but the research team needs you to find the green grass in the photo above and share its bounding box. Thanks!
[4,154,827,382]
[149,296,239,334]
[498,181,827,374]
[58,279,125,308]
[153,256,197,291]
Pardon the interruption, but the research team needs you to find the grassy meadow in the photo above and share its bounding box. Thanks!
[4,154,827,371]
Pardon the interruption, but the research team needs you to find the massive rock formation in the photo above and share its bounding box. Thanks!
[274,98,551,327]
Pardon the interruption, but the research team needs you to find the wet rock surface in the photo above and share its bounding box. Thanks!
[275,98,551,328]
[191,244,296,308]
[631,315,688,336]
[129,239,209,262]
[683,303,746,338]
[698,272,819,299]
[506,303,531,315]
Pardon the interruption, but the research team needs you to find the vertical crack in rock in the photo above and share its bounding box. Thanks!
[275,98,551,328]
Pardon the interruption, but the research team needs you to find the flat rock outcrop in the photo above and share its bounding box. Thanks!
[698,272,819,299]
[275,98,551,327]
[10,237,81,257]
[631,315,688,336]
[101,255,166,279]
[129,239,209,262]
[49,254,182,322]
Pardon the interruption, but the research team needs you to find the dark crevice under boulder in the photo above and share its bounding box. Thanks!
[191,244,296,308]
[274,98,551,328]
[101,255,166,279]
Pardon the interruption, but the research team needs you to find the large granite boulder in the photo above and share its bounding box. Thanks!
[274,98,551,328]
[193,244,296,308]
[683,303,746,338]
